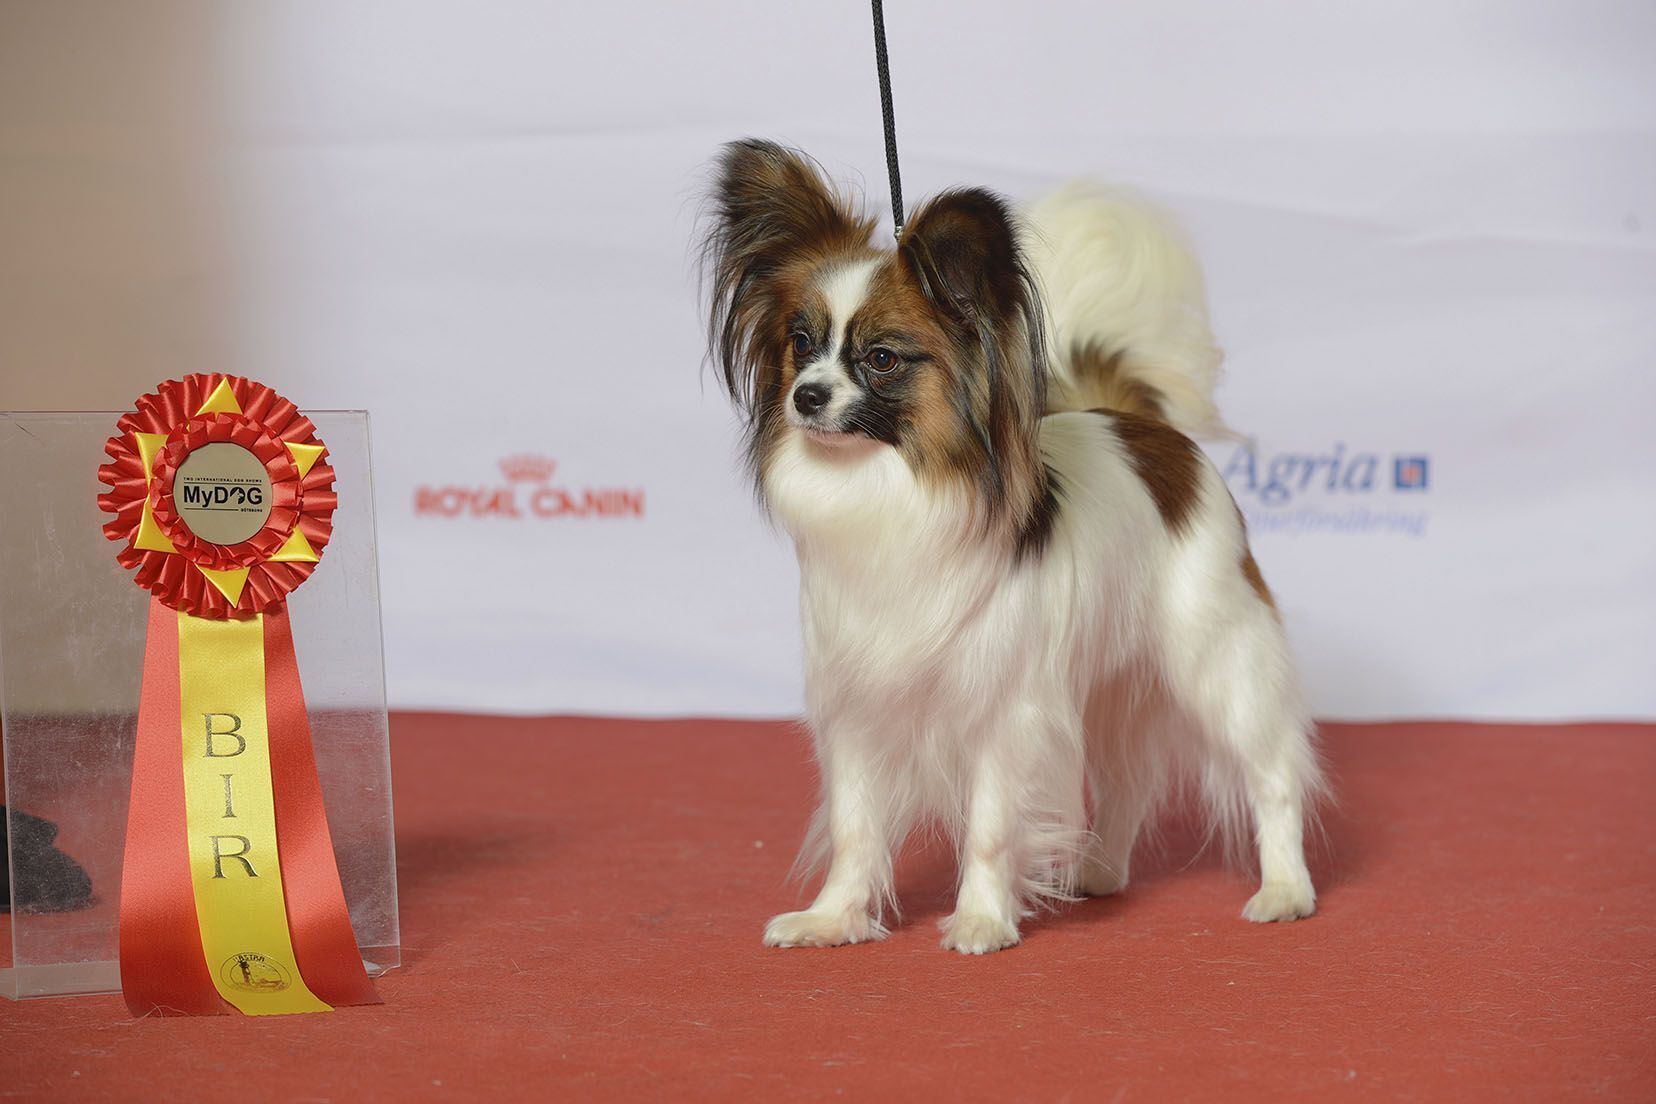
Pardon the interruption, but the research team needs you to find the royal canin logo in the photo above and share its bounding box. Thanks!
[413,454,645,519]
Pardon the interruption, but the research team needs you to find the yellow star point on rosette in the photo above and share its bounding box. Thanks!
[131,431,178,552]
[195,378,243,416]
[268,528,320,564]
[196,564,250,605]
[134,505,179,554]
[134,432,169,483]
[285,441,325,479]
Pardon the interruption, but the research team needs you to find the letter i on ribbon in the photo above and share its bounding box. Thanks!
[98,375,378,1016]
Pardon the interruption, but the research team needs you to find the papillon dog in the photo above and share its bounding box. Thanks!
[703,140,1323,954]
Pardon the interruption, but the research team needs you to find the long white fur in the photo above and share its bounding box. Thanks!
[760,186,1322,954]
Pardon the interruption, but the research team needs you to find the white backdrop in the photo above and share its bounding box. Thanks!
[5,2,1654,720]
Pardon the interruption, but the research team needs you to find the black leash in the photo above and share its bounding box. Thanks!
[871,0,904,239]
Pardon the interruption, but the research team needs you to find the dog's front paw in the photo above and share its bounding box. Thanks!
[939,911,1021,955]
[763,909,885,948]
[1242,881,1316,923]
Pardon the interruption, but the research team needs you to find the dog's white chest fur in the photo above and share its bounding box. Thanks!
[765,418,1163,753]
[767,431,1036,735]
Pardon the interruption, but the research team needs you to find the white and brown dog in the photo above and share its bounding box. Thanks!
[703,140,1322,954]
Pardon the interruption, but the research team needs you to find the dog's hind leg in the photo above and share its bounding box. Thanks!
[1078,680,1167,897]
[1161,612,1321,922]
[1156,517,1323,922]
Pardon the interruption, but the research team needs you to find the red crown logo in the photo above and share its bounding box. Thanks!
[499,454,556,483]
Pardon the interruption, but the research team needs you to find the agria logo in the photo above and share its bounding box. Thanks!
[1219,443,1432,538]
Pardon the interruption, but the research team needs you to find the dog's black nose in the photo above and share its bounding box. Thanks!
[793,382,831,416]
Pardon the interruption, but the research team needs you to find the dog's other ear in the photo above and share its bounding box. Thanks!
[899,188,1031,328]
[899,188,1049,521]
[703,141,871,407]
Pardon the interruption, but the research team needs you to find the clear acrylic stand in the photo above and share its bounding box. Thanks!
[0,411,399,1000]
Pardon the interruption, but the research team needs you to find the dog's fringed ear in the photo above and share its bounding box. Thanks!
[899,188,1033,329]
[702,140,872,411]
[900,188,1050,526]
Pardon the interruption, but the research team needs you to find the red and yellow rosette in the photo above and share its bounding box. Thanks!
[97,374,378,1016]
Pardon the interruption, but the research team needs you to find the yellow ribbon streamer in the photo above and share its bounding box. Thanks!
[176,612,331,1015]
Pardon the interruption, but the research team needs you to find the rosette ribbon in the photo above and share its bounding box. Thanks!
[97,375,378,1016]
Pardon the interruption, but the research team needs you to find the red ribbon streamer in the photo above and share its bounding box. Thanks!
[264,605,380,1008]
[119,598,225,1016]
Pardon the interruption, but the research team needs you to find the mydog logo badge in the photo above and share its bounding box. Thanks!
[221,951,292,993]
[174,442,274,544]
[1219,443,1433,538]
[413,454,645,520]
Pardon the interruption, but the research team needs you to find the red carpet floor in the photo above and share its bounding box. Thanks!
[3,716,1654,1100]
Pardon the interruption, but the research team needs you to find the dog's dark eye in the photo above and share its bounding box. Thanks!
[867,348,899,374]
[790,332,812,359]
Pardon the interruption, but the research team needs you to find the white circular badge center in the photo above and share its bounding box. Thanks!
[173,443,273,545]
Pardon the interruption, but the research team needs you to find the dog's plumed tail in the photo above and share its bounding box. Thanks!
[1022,183,1223,436]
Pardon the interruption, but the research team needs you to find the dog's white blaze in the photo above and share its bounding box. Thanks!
[786,258,880,431]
